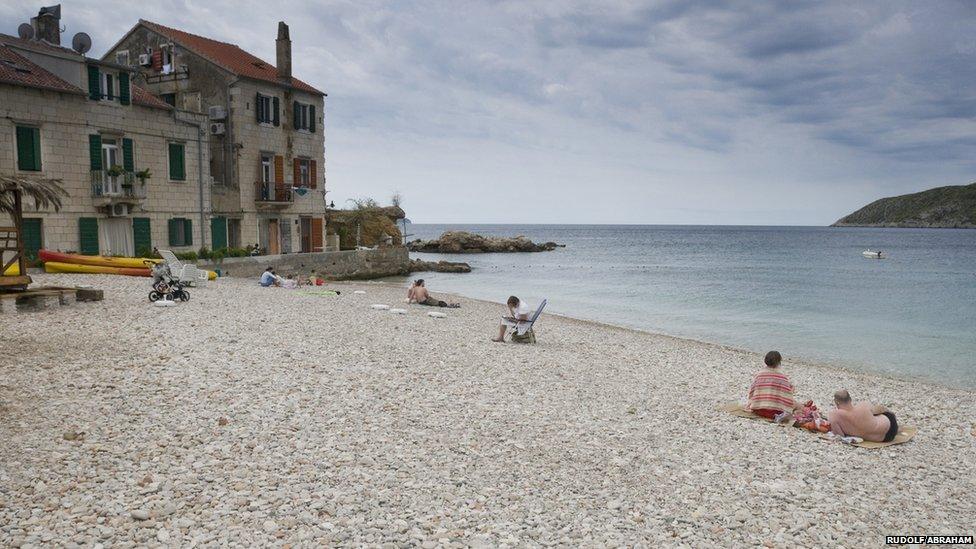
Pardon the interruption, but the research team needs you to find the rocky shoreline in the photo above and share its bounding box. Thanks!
[408,258,472,273]
[407,231,563,253]
[1,274,973,547]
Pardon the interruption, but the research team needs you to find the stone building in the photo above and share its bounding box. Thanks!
[104,19,328,254]
[0,7,209,258]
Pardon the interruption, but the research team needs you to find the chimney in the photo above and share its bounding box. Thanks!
[276,22,291,81]
[31,5,62,45]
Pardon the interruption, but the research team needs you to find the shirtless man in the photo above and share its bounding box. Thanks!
[827,389,899,442]
[407,280,458,308]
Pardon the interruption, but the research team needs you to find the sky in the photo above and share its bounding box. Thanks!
[4,1,975,225]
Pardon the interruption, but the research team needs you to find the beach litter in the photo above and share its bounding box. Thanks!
[353,290,367,294]
[389,308,407,315]
[428,311,447,318]
[371,304,390,310]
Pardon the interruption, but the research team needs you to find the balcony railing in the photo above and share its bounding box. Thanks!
[91,171,147,200]
[255,181,293,204]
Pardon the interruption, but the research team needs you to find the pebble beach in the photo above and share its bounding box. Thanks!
[1,274,974,547]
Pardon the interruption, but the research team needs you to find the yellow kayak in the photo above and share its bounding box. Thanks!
[39,250,161,268]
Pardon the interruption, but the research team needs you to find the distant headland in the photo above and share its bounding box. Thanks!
[832,182,976,228]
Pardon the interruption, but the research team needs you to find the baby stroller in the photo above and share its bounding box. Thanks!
[147,261,190,302]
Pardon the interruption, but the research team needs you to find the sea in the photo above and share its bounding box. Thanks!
[393,224,976,388]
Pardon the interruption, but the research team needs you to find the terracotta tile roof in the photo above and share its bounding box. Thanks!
[140,20,324,95]
[0,32,83,58]
[132,85,173,110]
[0,43,83,94]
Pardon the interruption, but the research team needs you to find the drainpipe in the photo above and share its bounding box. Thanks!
[175,111,207,249]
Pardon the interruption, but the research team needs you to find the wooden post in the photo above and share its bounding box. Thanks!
[13,189,26,279]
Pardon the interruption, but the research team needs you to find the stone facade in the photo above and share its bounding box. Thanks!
[0,72,209,256]
[104,20,328,255]
[196,246,410,280]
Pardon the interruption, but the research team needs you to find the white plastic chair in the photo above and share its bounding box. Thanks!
[159,249,205,286]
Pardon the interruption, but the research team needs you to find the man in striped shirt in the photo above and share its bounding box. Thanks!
[747,351,800,421]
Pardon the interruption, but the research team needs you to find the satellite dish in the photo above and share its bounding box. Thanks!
[71,32,91,54]
[17,23,34,40]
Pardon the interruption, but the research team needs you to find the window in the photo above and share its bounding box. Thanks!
[293,101,316,132]
[101,72,116,100]
[15,126,41,171]
[116,50,130,66]
[297,158,310,187]
[161,44,173,74]
[161,93,176,107]
[260,153,273,183]
[168,142,186,181]
[256,94,272,124]
[168,218,193,246]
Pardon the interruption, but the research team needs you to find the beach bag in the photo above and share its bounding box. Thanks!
[510,328,536,344]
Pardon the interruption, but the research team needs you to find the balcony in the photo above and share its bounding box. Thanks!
[91,171,147,207]
[255,181,293,208]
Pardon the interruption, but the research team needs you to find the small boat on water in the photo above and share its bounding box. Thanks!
[863,250,887,259]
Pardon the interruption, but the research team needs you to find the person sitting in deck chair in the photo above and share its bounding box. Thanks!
[827,390,899,443]
[492,295,532,343]
[407,279,459,308]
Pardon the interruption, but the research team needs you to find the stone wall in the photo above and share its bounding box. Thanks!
[196,246,409,280]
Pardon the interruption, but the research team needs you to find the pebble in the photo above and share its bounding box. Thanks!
[0,274,973,547]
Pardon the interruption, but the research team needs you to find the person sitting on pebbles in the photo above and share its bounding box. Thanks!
[827,390,899,443]
[491,295,531,343]
[259,267,280,287]
[746,351,803,422]
[407,279,459,308]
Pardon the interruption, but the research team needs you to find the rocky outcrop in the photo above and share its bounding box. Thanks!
[409,259,472,273]
[832,182,976,228]
[407,231,563,253]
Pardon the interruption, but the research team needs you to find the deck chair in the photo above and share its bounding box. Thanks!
[506,299,547,343]
[158,249,207,287]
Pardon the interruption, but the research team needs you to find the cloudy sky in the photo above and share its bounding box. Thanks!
[5,1,975,224]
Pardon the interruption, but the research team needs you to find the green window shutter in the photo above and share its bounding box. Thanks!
[16,126,41,171]
[211,217,227,250]
[119,72,131,105]
[272,96,280,126]
[79,217,99,255]
[22,218,43,263]
[183,218,193,246]
[309,105,316,133]
[255,92,262,123]
[133,217,151,255]
[122,138,134,172]
[87,65,101,100]
[169,143,185,180]
[88,134,102,170]
[168,218,179,246]
[293,101,300,129]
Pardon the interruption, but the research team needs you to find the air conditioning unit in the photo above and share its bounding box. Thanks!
[108,203,130,217]
[210,122,226,135]
[208,105,227,120]
[138,54,151,66]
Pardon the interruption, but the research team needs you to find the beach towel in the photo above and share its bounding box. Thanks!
[718,402,917,448]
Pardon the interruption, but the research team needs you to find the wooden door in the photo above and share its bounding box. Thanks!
[300,217,311,253]
[268,219,280,255]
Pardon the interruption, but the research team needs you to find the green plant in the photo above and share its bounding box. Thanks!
[107,164,125,177]
[226,247,248,257]
[136,246,154,258]
[135,169,152,184]
[198,246,211,260]
[175,251,198,261]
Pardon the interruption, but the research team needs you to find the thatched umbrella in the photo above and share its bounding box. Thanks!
[1,176,67,289]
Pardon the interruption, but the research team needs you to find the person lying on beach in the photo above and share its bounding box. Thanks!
[282,274,298,289]
[746,351,802,422]
[492,295,531,343]
[827,390,899,443]
[407,279,459,308]
[259,267,280,287]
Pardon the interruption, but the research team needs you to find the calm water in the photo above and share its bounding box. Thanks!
[395,225,976,387]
